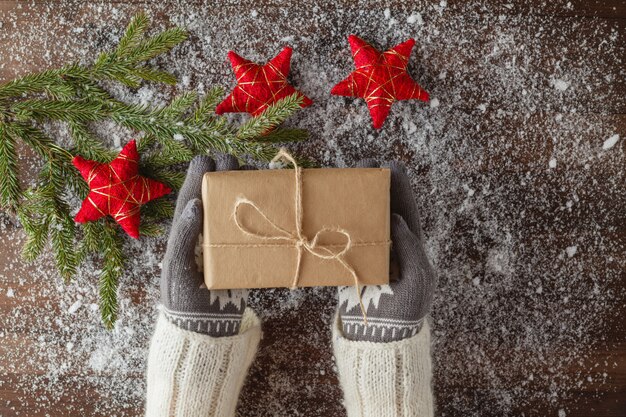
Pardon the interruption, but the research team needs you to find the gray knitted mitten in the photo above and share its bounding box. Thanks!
[161,154,253,337]
[337,160,436,343]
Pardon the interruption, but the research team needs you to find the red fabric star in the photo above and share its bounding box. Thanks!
[215,46,313,117]
[72,140,171,239]
[331,35,430,129]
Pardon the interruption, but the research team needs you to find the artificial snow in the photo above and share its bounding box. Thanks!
[0,2,623,416]
[407,13,424,25]
[551,78,571,91]
[566,245,578,258]
[549,158,557,168]
[602,134,619,150]
[68,300,83,314]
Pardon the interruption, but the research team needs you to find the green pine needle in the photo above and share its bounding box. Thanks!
[19,210,50,261]
[13,99,105,123]
[116,13,150,57]
[141,198,174,219]
[99,222,124,329]
[139,222,164,237]
[131,67,178,85]
[126,27,188,63]
[161,92,198,119]
[236,94,304,140]
[50,210,78,280]
[0,13,307,329]
[257,128,309,143]
[191,86,224,123]
[0,124,21,209]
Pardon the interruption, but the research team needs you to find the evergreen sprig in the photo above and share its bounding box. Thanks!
[0,13,308,328]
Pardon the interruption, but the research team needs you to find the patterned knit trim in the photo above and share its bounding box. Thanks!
[333,313,431,349]
[162,306,243,320]
[156,309,260,345]
[341,315,424,341]
[163,309,242,335]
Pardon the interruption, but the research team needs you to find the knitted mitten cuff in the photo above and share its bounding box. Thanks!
[332,314,434,417]
[162,297,245,337]
[145,309,261,417]
[340,303,424,343]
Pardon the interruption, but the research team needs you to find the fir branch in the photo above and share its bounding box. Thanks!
[256,128,309,143]
[6,122,58,158]
[131,67,178,85]
[191,86,224,123]
[0,13,307,329]
[0,124,21,209]
[161,91,198,119]
[50,206,78,280]
[125,27,188,63]
[139,222,164,237]
[99,222,124,329]
[143,149,191,168]
[236,94,304,140]
[77,221,101,263]
[142,167,185,190]
[68,122,117,163]
[136,133,157,153]
[141,198,174,219]
[159,137,194,162]
[6,123,76,190]
[16,185,55,214]
[0,67,78,100]
[12,99,105,123]
[18,208,50,261]
[116,13,150,57]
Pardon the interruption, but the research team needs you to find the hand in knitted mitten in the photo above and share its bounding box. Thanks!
[337,160,436,343]
[161,154,254,337]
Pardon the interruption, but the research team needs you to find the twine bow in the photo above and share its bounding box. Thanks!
[233,148,369,322]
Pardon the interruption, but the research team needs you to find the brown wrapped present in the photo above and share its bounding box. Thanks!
[202,150,390,290]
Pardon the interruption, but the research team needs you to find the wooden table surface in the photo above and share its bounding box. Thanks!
[0,1,624,416]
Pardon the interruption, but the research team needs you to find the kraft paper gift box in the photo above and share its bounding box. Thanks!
[202,160,390,290]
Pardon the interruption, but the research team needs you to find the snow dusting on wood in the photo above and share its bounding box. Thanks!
[0,1,624,416]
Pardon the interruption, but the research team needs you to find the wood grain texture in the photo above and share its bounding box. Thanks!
[0,1,624,416]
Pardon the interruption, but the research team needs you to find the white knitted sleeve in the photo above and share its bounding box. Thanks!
[145,308,261,417]
[332,314,434,417]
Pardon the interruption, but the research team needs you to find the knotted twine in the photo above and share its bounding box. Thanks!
[233,148,370,322]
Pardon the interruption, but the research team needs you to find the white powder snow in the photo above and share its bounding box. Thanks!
[6,288,14,297]
[602,134,619,150]
[549,158,557,168]
[566,245,578,258]
[0,2,623,416]
[551,78,571,91]
[68,300,82,314]
[407,13,424,25]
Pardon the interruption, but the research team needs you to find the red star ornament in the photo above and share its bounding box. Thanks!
[331,35,430,129]
[215,46,313,117]
[72,140,171,239]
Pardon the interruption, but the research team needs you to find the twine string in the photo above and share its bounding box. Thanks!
[233,148,368,322]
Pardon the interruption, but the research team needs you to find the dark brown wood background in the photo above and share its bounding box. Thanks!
[0,1,624,416]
